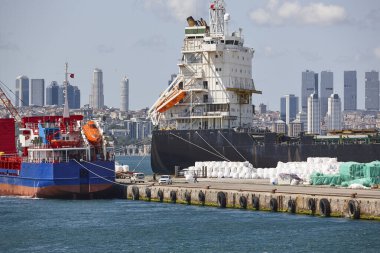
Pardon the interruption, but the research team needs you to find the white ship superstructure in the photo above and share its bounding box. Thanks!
[149,0,261,130]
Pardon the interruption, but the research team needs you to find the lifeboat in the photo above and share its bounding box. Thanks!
[156,90,186,113]
[82,121,102,145]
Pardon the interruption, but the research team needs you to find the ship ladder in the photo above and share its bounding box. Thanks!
[218,131,248,161]
[169,132,229,161]
[195,131,230,161]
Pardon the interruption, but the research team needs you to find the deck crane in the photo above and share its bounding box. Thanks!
[0,80,22,123]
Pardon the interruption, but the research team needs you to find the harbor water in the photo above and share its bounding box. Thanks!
[1,156,380,253]
[1,197,380,253]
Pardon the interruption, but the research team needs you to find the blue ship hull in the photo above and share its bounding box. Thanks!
[0,160,115,198]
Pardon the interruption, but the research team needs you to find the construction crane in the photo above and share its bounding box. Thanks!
[0,80,22,123]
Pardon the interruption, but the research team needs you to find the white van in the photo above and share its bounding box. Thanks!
[131,173,145,183]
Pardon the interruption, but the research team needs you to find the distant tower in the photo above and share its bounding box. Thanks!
[89,68,104,109]
[73,86,81,109]
[320,71,333,119]
[258,103,267,114]
[46,81,59,105]
[344,71,357,111]
[30,79,45,106]
[296,111,307,131]
[280,94,299,125]
[301,70,318,113]
[120,76,129,112]
[365,71,379,111]
[327,94,342,131]
[58,83,65,107]
[307,93,320,135]
[15,75,29,107]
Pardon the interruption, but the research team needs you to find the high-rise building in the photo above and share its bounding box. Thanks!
[296,111,307,131]
[320,71,333,119]
[15,75,29,107]
[344,71,357,111]
[89,68,104,109]
[58,82,79,109]
[46,81,59,106]
[30,79,45,106]
[258,103,267,114]
[73,86,81,109]
[58,84,64,107]
[307,93,320,135]
[120,76,129,112]
[280,94,299,125]
[327,94,342,131]
[301,70,318,113]
[365,71,379,111]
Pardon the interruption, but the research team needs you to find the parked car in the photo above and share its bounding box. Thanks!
[159,175,172,185]
[131,173,145,183]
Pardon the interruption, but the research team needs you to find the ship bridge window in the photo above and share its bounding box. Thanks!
[203,81,208,89]
[206,104,229,112]
[226,40,234,45]
[234,41,239,45]
[186,53,202,64]
[221,40,225,44]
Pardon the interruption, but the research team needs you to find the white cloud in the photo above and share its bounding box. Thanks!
[143,0,206,22]
[250,1,347,26]
[375,47,380,59]
[250,8,272,25]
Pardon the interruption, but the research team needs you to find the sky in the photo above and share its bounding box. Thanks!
[0,0,379,111]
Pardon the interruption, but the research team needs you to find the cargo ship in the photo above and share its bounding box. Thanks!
[0,63,115,198]
[148,0,380,174]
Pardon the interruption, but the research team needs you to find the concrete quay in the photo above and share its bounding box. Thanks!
[117,178,380,220]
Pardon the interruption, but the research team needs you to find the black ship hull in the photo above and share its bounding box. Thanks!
[151,129,380,174]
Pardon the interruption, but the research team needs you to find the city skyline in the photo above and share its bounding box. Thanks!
[1,0,380,110]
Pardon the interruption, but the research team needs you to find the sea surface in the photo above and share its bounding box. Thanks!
[1,156,380,253]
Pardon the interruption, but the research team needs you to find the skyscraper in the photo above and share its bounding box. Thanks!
[307,93,320,135]
[344,71,357,111]
[120,76,129,112]
[258,103,267,114]
[320,71,333,119]
[30,79,45,106]
[327,94,342,131]
[365,71,379,111]
[89,68,104,109]
[46,81,59,106]
[58,82,78,109]
[73,86,81,109]
[301,70,318,113]
[15,75,29,107]
[280,94,299,125]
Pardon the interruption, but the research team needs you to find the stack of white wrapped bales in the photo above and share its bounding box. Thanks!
[183,157,341,184]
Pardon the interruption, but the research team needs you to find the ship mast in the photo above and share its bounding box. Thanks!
[63,62,70,118]
[209,0,226,36]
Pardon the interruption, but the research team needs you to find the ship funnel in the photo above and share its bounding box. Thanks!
[187,16,196,27]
